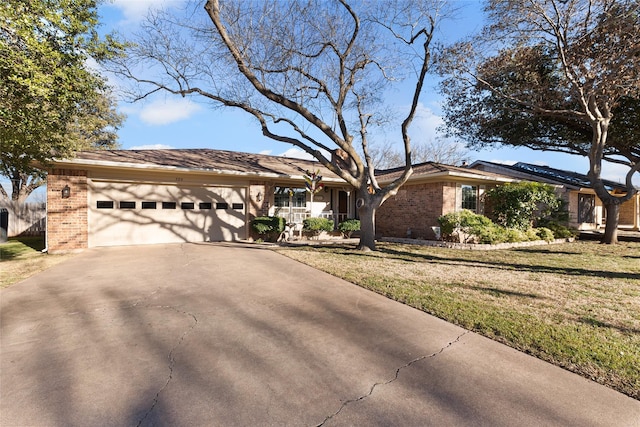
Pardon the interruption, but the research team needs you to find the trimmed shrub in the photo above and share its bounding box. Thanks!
[536,227,555,242]
[539,221,578,239]
[438,210,494,243]
[303,217,334,237]
[251,216,285,241]
[338,219,360,238]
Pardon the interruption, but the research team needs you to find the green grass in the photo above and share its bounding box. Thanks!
[277,241,640,400]
[0,236,73,288]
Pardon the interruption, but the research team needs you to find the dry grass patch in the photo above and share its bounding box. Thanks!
[0,237,75,288]
[276,240,640,399]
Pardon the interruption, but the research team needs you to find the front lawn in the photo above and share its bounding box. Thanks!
[276,241,640,400]
[0,237,74,288]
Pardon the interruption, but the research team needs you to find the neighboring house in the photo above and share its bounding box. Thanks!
[45,149,353,253]
[469,161,640,232]
[375,162,514,240]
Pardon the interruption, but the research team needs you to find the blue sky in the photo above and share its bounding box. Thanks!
[5,0,634,201]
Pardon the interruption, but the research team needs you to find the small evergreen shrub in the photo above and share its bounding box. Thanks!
[438,210,494,243]
[303,217,334,237]
[538,220,578,239]
[251,216,285,241]
[536,227,555,242]
[338,219,360,238]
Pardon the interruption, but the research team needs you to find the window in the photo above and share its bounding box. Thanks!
[120,201,136,209]
[232,203,244,210]
[199,202,212,209]
[216,202,229,210]
[461,185,477,211]
[162,202,177,209]
[181,202,195,210]
[96,201,114,209]
[274,187,306,207]
[141,202,157,209]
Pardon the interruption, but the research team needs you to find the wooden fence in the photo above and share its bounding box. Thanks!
[0,201,46,237]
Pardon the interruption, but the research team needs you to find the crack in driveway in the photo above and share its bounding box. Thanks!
[136,306,198,427]
[316,331,469,427]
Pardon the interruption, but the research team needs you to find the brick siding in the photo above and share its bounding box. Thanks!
[377,182,447,239]
[47,169,88,253]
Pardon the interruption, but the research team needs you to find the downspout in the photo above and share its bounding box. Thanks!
[42,178,48,253]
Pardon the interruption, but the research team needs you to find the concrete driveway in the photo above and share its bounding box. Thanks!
[1,243,638,426]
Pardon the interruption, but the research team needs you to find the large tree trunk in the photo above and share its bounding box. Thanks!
[356,191,380,252]
[601,202,620,244]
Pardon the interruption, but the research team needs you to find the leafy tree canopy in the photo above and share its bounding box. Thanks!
[0,0,124,201]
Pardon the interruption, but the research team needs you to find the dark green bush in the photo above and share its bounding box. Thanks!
[303,217,334,235]
[485,182,564,230]
[251,216,285,241]
[338,219,360,238]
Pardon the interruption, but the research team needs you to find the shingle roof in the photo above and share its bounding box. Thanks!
[67,149,342,180]
[375,161,510,182]
[474,161,631,191]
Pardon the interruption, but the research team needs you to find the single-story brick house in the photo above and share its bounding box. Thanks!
[469,161,640,232]
[45,149,518,252]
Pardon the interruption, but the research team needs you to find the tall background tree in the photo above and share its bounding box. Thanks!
[0,0,123,202]
[109,0,447,251]
[370,138,471,169]
[439,0,640,244]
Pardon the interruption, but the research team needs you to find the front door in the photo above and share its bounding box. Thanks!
[578,194,595,223]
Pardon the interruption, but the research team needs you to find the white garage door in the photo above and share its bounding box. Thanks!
[88,181,247,247]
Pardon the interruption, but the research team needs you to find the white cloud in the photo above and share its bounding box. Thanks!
[139,98,202,125]
[278,148,317,161]
[407,103,447,142]
[129,144,175,150]
[259,150,273,155]
[110,0,182,24]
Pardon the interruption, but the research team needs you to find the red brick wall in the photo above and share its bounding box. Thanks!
[47,169,88,253]
[377,182,447,239]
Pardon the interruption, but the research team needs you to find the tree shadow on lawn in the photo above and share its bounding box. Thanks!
[578,316,640,335]
[374,246,640,281]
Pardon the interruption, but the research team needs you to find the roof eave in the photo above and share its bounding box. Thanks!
[49,157,345,183]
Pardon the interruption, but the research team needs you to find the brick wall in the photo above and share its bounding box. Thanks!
[47,169,88,253]
[377,182,446,239]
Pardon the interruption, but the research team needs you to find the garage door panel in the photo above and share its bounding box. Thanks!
[89,182,246,247]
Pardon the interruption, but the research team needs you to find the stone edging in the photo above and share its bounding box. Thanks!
[379,237,575,250]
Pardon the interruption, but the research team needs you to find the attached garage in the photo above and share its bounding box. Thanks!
[89,181,246,247]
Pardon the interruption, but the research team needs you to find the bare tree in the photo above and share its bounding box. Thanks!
[371,138,471,169]
[109,0,447,251]
[439,0,640,244]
